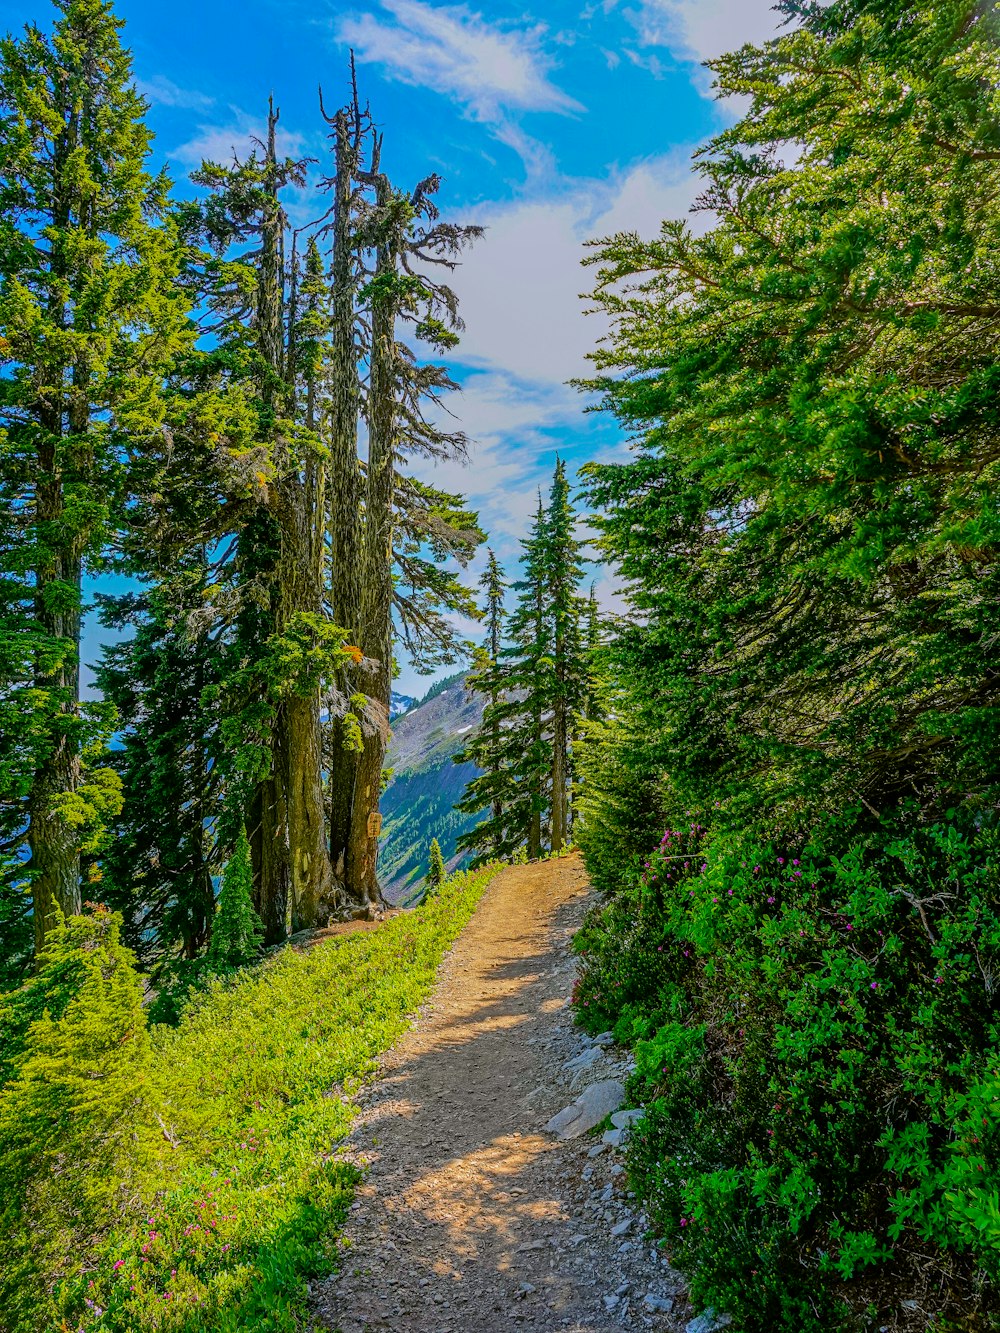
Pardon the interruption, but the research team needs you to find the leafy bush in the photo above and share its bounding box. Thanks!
[0,863,501,1332]
[574,814,1000,1331]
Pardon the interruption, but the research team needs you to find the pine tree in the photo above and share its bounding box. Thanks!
[540,459,587,850]
[456,464,588,861]
[454,550,513,862]
[424,837,446,896]
[496,495,553,858]
[96,572,220,966]
[208,828,263,970]
[0,0,191,956]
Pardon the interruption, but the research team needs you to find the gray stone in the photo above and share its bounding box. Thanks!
[602,1128,626,1148]
[610,1217,633,1238]
[544,1079,626,1139]
[603,1294,620,1311]
[563,1046,604,1073]
[686,1310,732,1333]
[593,1032,615,1047]
[587,1143,609,1158]
[643,1293,673,1314]
[610,1108,645,1130]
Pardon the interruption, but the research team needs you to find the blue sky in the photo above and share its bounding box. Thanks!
[3,0,787,693]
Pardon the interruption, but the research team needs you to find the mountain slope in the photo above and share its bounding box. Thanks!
[378,674,483,903]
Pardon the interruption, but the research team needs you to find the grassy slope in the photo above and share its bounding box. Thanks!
[68,864,501,1333]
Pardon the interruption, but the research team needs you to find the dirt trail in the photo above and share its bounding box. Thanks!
[315,854,687,1333]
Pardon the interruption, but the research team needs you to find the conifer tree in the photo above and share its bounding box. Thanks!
[424,836,446,897]
[454,550,513,862]
[96,572,220,965]
[456,464,588,861]
[208,828,263,969]
[338,148,482,908]
[497,495,553,859]
[0,0,190,955]
[540,459,587,849]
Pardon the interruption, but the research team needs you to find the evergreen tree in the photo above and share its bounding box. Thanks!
[0,907,152,1319]
[96,572,220,966]
[457,465,588,861]
[500,495,552,858]
[454,550,513,863]
[0,0,190,955]
[539,458,587,850]
[424,836,446,896]
[207,827,263,970]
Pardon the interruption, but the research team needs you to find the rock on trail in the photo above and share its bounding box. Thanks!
[314,853,694,1333]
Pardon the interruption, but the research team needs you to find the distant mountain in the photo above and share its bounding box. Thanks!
[389,690,416,719]
[377,673,483,904]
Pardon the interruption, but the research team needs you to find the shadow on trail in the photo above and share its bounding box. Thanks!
[320,859,627,1333]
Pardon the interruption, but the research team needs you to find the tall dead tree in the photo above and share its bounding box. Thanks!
[341,155,483,904]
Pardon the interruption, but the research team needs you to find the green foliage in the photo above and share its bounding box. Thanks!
[0,862,501,1332]
[0,0,193,949]
[573,1,1000,1326]
[425,837,446,895]
[578,812,1000,1329]
[581,0,1000,835]
[208,828,263,970]
[0,908,153,1325]
[97,574,221,968]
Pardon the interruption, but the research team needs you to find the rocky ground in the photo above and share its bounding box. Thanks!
[312,854,730,1333]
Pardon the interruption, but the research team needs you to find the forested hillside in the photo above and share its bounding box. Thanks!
[3,0,1000,1330]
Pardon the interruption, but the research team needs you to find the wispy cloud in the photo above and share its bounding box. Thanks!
[169,108,308,168]
[336,0,582,119]
[135,74,215,112]
[626,0,786,67]
[334,0,581,175]
[450,151,706,388]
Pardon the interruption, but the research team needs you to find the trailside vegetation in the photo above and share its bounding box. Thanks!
[0,862,501,1331]
[573,1,1000,1328]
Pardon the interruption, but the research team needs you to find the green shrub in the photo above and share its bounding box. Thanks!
[0,863,500,1332]
[575,813,1000,1331]
[0,908,153,1325]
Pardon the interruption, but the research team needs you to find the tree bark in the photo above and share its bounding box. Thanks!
[345,170,395,906]
[327,107,365,888]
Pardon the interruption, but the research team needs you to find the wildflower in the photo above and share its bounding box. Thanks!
[870,982,878,990]
[777,857,784,865]
[113,1260,124,1271]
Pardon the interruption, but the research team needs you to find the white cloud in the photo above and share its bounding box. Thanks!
[169,108,308,168]
[135,74,215,112]
[450,151,705,387]
[335,0,582,121]
[628,0,786,65]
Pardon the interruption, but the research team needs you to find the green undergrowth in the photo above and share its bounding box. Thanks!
[573,813,1000,1332]
[0,862,501,1333]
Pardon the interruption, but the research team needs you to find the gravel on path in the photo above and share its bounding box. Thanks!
[314,853,692,1333]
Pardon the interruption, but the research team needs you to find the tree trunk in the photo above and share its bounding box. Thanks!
[345,170,395,907]
[327,107,365,888]
[248,766,290,945]
[551,617,567,851]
